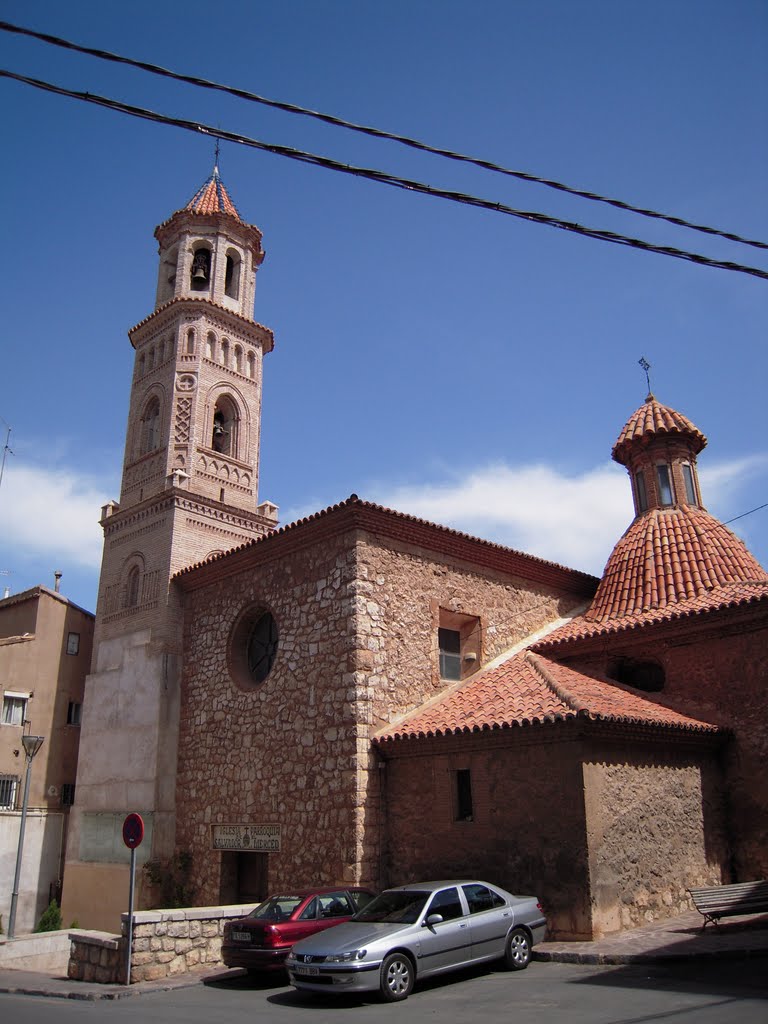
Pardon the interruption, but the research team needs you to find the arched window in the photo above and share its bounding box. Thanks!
[186,329,195,355]
[206,332,216,361]
[190,246,211,291]
[211,395,239,457]
[137,353,145,377]
[140,396,161,455]
[147,346,155,371]
[125,566,141,608]
[225,249,241,299]
[246,351,255,378]
[221,339,230,367]
[234,345,243,373]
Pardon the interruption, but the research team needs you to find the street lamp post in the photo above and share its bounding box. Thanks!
[8,734,44,939]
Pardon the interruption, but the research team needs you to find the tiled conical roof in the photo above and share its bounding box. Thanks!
[185,165,242,221]
[586,505,768,623]
[612,395,707,465]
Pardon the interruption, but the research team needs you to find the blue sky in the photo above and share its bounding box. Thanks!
[0,1,766,613]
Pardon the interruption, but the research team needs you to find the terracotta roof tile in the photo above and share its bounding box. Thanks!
[612,395,707,465]
[373,651,719,742]
[586,506,768,623]
[185,166,242,220]
[532,581,768,649]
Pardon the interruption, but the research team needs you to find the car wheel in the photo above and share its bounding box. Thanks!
[379,952,414,1002]
[503,927,531,971]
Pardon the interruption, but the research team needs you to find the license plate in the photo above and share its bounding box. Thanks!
[232,931,251,942]
[293,965,319,976]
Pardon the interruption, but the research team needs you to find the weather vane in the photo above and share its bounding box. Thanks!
[638,357,652,396]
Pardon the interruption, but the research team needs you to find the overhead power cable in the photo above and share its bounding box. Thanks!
[3,69,768,283]
[1,18,766,254]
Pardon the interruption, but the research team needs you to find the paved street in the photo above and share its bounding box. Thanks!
[1,958,766,1024]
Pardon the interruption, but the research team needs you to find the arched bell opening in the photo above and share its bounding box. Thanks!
[211,395,239,457]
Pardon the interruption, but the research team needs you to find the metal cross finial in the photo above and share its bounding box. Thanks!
[638,357,652,397]
[214,139,220,172]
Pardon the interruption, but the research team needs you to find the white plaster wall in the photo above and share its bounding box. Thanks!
[0,810,64,934]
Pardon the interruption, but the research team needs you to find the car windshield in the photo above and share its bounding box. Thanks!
[352,890,431,924]
[247,895,304,921]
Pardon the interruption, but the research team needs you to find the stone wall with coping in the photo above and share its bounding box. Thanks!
[67,904,249,984]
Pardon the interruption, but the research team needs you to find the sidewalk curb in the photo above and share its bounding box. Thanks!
[534,946,768,966]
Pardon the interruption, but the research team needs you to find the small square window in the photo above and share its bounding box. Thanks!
[67,701,82,726]
[66,632,80,655]
[2,694,28,727]
[0,774,19,810]
[437,610,481,681]
[438,628,462,680]
[61,783,76,807]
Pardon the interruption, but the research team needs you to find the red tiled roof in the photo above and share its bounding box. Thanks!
[533,581,768,649]
[185,166,242,220]
[373,651,719,742]
[612,395,706,465]
[586,506,768,622]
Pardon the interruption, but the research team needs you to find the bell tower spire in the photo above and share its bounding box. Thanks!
[62,167,279,929]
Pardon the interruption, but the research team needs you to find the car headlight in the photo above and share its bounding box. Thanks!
[323,949,368,963]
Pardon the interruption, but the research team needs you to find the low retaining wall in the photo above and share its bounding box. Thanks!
[68,904,250,984]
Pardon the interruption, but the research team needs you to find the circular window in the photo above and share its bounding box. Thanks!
[247,612,279,683]
[230,607,279,687]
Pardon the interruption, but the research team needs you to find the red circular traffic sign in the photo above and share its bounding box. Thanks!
[122,813,145,849]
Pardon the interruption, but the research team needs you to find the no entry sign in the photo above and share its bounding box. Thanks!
[122,813,145,850]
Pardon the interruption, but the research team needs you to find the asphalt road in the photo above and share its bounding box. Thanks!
[2,959,766,1023]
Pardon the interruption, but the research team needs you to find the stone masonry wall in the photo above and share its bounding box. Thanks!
[584,748,727,937]
[565,613,768,881]
[68,905,248,984]
[176,523,588,903]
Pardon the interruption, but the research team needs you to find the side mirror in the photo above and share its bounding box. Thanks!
[424,913,444,927]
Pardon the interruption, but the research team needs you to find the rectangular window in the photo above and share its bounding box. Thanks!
[454,768,473,822]
[2,694,28,727]
[61,783,76,807]
[0,774,19,809]
[656,464,674,506]
[67,701,82,726]
[66,632,80,655]
[682,464,697,505]
[438,628,462,680]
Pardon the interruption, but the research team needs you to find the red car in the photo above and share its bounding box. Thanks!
[221,887,376,973]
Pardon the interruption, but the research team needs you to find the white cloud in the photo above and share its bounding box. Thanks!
[374,463,633,576]
[368,454,768,578]
[0,462,116,570]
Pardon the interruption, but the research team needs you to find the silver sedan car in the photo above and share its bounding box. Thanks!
[285,879,546,1002]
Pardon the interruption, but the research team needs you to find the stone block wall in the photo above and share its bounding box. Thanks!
[68,905,249,984]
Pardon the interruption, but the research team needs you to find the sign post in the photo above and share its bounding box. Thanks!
[122,813,144,986]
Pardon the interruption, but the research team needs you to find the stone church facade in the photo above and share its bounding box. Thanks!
[63,170,768,940]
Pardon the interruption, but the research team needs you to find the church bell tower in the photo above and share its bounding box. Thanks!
[62,165,278,929]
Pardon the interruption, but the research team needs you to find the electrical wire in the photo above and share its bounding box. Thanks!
[3,69,768,283]
[1,19,766,254]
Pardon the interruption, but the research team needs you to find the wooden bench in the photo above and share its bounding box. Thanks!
[687,881,768,930]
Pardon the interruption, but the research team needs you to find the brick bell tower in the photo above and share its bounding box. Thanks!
[62,165,278,929]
